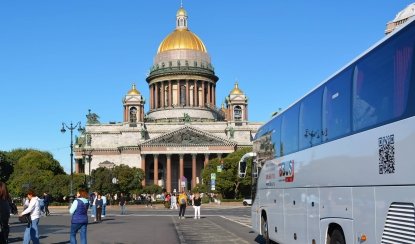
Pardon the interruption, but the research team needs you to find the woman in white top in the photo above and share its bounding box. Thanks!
[170,194,178,209]
[20,190,41,244]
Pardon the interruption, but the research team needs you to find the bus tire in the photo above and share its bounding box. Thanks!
[261,215,270,244]
[329,229,345,244]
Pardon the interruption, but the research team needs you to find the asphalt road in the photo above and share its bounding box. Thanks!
[7,204,265,244]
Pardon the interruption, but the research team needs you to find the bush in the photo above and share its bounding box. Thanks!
[201,195,210,204]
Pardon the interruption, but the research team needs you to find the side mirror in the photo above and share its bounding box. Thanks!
[238,161,247,178]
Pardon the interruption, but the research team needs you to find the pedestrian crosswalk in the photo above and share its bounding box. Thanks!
[220,215,251,228]
[172,216,251,244]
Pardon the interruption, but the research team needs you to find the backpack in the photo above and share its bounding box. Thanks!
[180,196,186,205]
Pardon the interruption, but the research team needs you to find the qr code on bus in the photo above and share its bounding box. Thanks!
[378,134,395,174]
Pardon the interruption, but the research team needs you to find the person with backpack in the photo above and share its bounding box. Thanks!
[69,189,89,244]
[178,191,188,219]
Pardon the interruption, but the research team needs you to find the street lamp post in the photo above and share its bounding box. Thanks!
[61,121,84,205]
[82,149,93,191]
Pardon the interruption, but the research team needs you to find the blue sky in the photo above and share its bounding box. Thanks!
[0,0,413,173]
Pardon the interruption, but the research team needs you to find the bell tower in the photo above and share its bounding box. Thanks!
[123,84,145,124]
[225,82,248,124]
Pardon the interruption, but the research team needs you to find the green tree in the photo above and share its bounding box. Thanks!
[7,149,66,197]
[91,167,113,195]
[48,174,70,201]
[0,151,13,182]
[91,164,144,195]
[201,148,252,199]
[113,164,144,194]
[143,184,162,194]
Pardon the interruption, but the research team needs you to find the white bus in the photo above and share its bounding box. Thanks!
[239,16,415,244]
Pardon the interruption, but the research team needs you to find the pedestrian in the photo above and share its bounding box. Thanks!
[192,192,202,219]
[69,189,89,244]
[101,194,107,218]
[178,191,187,219]
[0,181,11,243]
[164,193,171,209]
[170,194,177,210]
[146,194,152,208]
[95,194,103,222]
[38,198,45,215]
[43,192,50,216]
[20,189,41,244]
[90,192,97,219]
[119,193,126,215]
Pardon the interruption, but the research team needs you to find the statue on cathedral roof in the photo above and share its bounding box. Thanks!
[183,113,191,123]
[86,109,100,125]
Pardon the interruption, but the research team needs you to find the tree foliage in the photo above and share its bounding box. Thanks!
[6,149,66,197]
[0,151,13,182]
[201,147,252,199]
[143,184,162,194]
[91,164,144,195]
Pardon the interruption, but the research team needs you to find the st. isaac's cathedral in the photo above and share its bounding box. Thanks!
[74,6,262,192]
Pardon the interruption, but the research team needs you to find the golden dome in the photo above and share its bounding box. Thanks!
[127,84,140,95]
[230,82,243,95]
[157,29,207,53]
[177,7,187,17]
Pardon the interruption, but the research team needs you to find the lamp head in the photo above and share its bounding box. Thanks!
[78,124,85,133]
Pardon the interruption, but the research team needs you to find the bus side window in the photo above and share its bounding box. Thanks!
[270,117,282,157]
[281,104,299,155]
[352,27,415,131]
[322,68,352,142]
[299,88,323,149]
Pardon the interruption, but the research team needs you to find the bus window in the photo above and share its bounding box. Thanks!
[353,28,414,131]
[299,88,323,149]
[281,104,299,156]
[270,117,282,157]
[322,68,352,142]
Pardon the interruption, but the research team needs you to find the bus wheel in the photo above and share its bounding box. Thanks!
[261,215,270,244]
[329,229,345,244]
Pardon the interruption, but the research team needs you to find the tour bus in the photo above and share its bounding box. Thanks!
[238,16,415,244]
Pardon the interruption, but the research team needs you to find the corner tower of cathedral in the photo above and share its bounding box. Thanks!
[75,5,262,193]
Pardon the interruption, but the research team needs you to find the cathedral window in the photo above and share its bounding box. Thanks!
[234,106,242,121]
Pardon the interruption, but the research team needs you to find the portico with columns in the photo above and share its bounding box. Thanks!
[140,125,235,192]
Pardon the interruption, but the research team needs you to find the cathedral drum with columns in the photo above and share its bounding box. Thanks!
[74,6,262,193]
